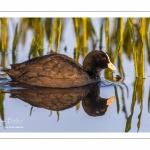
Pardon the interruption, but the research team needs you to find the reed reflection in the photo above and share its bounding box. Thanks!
[0,89,5,127]
[125,78,145,132]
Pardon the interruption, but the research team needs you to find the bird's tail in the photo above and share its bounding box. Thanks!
[1,68,10,73]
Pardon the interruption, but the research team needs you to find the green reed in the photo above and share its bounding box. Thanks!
[19,18,32,45]
[12,24,19,63]
[104,18,112,80]
[56,18,62,53]
[125,78,145,132]
[118,85,128,119]
[0,18,7,69]
[48,18,62,54]
[0,90,5,124]
[56,111,60,122]
[125,113,132,132]
[138,18,145,78]
[105,18,109,53]
[0,53,6,69]
[125,78,137,132]
[114,86,120,114]
[148,88,150,113]
[44,18,53,41]
[136,79,144,132]
[0,17,147,77]
[76,101,80,111]
[12,24,19,52]
[1,18,7,52]
[127,18,138,77]
[116,18,125,77]
[32,19,44,57]
[99,21,103,49]
[82,18,87,57]
[73,18,81,61]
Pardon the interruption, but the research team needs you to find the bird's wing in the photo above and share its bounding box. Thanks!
[15,54,91,87]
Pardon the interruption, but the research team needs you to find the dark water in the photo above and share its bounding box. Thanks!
[0,18,150,132]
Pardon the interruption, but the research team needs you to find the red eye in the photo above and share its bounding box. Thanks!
[103,57,107,60]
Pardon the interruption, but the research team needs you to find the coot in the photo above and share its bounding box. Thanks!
[3,50,116,88]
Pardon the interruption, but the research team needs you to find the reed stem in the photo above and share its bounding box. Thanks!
[56,18,62,53]
[127,18,138,77]
[1,18,7,52]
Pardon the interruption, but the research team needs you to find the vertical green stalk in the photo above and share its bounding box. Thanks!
[29,36,37,58]
[1,53,6,68]
[130,78,138,113]
[145,32,150,64]
[114,86,120,113]
[82,18,87,47]
[125,78,138,132]
[144,18,149,65]
[148,87,150,113]
[38,22,44,56]
[12,24,18,64]
[12,24,18,52]
[117,18,123,54]
[137,111,142,132]
[104,18,113,80]
[137,79,144,132]
[73,18,80,61]
[1,18,7,52]
[56,111,60,122]
[125,114,133,132]
[82,18,87,57]
[117,18,125,76]
[139,18,145,78]
[49,18,57,52]
[136,78,145,104]
[31,20,44,57]
[0,90,5,125]
[127,18,138,77]
[56,18,62,53]
[105,18,109,53]
[137,94,143,132]
[99,22,103,49]
[118,85,128,119]
[76,102,80,111]
[109,18,117,61]
[45,18,53,40]
[74,18,80,49]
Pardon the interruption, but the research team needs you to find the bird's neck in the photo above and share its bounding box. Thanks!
[85,67,102,80]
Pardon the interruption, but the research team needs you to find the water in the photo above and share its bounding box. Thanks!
[0,18,150,132]
[1,57,150,132]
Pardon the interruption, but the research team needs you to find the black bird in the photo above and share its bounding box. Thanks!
[2,50,116,88]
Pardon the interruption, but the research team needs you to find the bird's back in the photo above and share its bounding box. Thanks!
[4,54,97,88]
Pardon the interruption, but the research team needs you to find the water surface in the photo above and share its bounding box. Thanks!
[0,18,150,132]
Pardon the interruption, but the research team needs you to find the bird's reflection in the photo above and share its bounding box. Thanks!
[8,83,115,117]
[82,85,115,116]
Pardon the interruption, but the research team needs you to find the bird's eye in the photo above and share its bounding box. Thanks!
[102,57,107,60]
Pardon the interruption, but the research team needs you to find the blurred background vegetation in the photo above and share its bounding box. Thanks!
[0,18,149,79]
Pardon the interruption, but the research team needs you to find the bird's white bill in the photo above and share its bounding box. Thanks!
[108,62,116,71]
[106,53,116,71]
